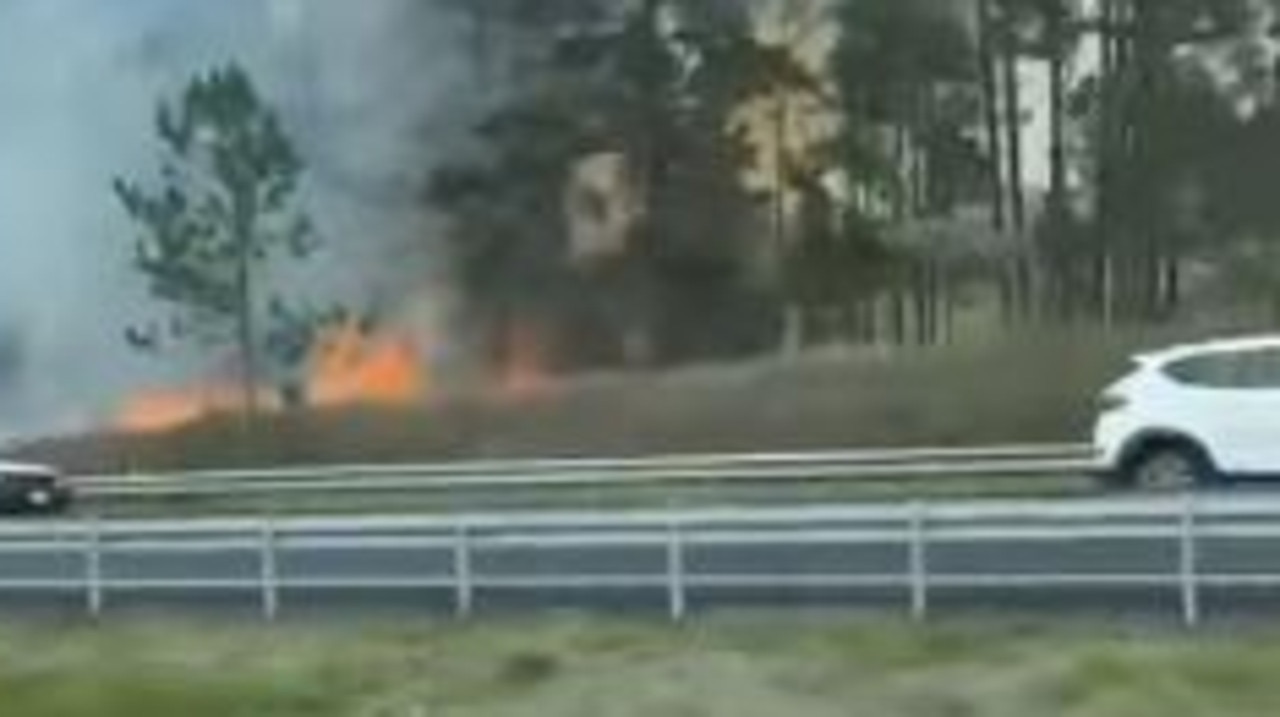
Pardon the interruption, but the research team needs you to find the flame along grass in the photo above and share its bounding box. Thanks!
[0,616,1277,716]
[39,327,1155,474]
[114,322,430,435]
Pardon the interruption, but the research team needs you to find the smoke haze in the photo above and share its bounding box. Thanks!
[0,0,470,441]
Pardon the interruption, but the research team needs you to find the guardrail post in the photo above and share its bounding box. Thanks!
[454,524,473,619]
[668,521,687,622]
[1179,495,1201,628]
[260,520,280,621]
[84,517,103,619]
[909,502,929,622]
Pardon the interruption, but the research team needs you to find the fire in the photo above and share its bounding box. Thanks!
[113,324,429,434]
[309,324,424,407]
[113,385,247,434]
[111,320,561,434]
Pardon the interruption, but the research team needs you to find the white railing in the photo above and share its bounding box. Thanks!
[1,493,1278,625]
[72,443,1096,500]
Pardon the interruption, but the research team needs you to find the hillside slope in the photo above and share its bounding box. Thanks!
[16,332,1150,474]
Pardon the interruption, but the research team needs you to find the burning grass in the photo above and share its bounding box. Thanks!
[113,322,429,434]
[21,328,1183,474]
[1,617,1279,716]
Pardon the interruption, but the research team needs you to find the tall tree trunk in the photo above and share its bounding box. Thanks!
[978,0,1007,231]
[860,298,877,344]
[1163,255,1181,316]
[911,84,930,216]
[1094,0,1118,324]
[981,0,1019,326]
[1001,42,1026,233]
[1046,4,1071,320]
[941,270,955,344]
[914,264,929,345]
[890,290,907,346]
[893,125,911,221]
[772,93,789,255]
[1000,25,1030,321]
[773,94,801,356]
[232,190,261,422]
[1047,17,1069,211]
[782,305,804,356]
[913,139,929,216]
[1131,0,1164,321]
[630,0,665,364]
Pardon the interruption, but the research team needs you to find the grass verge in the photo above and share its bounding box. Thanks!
[80,472,1096,519]
[22,328,1161,474]
[1,616,1279,715]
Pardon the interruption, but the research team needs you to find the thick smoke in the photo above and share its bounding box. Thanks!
[0,0,471,441]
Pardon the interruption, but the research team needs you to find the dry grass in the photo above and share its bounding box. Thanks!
[20,328,1192,474]
[1,616,1279,716]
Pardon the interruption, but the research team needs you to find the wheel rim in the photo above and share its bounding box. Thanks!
[1135,451,1199,491]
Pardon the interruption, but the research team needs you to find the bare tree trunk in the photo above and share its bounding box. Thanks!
[1094,0,1125,325]
[1001,28,1030,321]
[911,88,930,216]
[1045,4,1071,321]
[772,95,789,253]
[859,299,877,344]
[1132,0,1163,322]
[773,95,802,356]
[941,270,955,344]
[232,191,261,422]
[1047,8,1069,207]
[981,0,1017,327]
[978,0,1007,230]
[1002,43,1026,233]
[782,305,804,356]
[891,290,907,346]
[914,265,929,346]
[1163,255,1181,316]
[893,125,911,221]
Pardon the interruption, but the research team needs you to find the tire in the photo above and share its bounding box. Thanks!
[1124,442,1217,491]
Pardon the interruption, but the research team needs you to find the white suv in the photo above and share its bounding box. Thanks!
[1095,336,1280,489]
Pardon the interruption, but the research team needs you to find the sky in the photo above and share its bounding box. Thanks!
[0,0,470,441]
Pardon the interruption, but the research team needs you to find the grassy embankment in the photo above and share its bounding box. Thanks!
[15,328,1214,512]
[0,617,1277,716]
[24,328,1174,475]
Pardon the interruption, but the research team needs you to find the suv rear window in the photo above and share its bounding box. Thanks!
[1164,348,1280,388]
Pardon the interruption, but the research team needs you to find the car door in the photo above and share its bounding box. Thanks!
[1162,348,1239,471]
[1159,348,1280,475]
[1219,348,1280,475]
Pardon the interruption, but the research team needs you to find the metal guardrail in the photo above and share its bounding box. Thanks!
[73,444,1096,500]
[1,493,1277,624]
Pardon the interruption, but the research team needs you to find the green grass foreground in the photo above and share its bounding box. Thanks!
[0,617,1278,716]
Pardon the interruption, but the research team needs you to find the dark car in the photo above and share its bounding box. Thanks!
[0,461,71,514]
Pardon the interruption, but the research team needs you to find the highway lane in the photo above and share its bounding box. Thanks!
[0,498,1279,621]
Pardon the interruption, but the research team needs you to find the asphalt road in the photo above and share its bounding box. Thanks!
[1,499,1279,622]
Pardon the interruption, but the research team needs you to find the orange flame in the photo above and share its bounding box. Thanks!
[113,324,429,434]
[113,385,247,434]
[309,324,425,408]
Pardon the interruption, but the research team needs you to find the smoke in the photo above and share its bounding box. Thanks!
[0,0,472,440]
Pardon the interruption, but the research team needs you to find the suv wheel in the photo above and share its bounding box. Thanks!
[1126,443,1215,491]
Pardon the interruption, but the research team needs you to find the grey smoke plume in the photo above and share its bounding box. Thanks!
[0,0,472,440]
